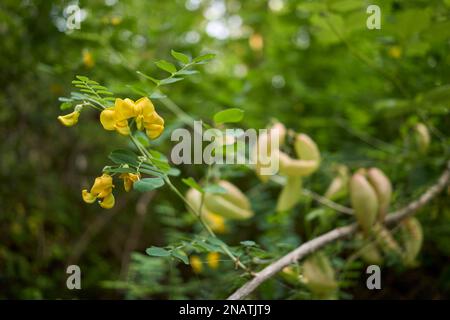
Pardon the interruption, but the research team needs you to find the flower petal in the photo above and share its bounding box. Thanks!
[115,98,136,120]
[58,111,80,127]
[82,190,96,203]
[99,193,115,209]
[146,124,164,139]
[91,174,113,195]
[100,108,116,130]
[135,97,155,116]
[115,120,131,136]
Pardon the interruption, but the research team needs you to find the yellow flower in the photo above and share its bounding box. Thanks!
[207,252,220,269]
[120,172,140,192]
[82,174,115,209]
[82,49,95,68]
[190,255,203,274]
[58,111,80,127]
[388,46,402,59]
[99,97,164,139]
[204,212,227,234]
[111,16,122,26]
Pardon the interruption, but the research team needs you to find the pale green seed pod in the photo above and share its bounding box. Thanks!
[356,233,384,265]
[271,121,286,147]
[278,151,319,177]
[350,173,379,234]
[294,133,321,162]
[414,123,430,153]
[217,180,251,210]
[372,223,402,256]
[186,187,207,216]
[252,122,286,182]
[367,168,392,221]
[400,217,423,266]
[203,181,254,220]
[276,176,302,211]
[281,266,301,285]
[324,165,349,200]
[204,194,253,220]
[302,253,338,299]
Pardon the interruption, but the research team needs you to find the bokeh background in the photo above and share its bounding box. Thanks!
[0,0,449,299]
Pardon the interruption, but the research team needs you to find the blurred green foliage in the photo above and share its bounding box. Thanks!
[0,0,449,299]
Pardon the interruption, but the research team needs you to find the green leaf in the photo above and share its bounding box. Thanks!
[213,108,244,124]
[182,177,203,192]
[171,50,190,64]
[159,77,183,85]
[133,177,165,192]
[176,70,199,75]
[103,166,137,174]
[150,92,167,99]
[193,53,216,63]
[136,71,160,85]
[109,149,139,166]
[76,75,89,82]
[203,184,227,194]
[172,249,189,264]
[146,246,170,257]
[240,240,256,247]
[155,60,177,74]
[59,102,72,110]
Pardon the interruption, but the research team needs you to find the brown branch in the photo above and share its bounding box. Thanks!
[227,161,450,300]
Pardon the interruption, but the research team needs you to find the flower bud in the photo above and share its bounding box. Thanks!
[302,253,337,299]
[58,111,80,127]
[414,123,430,153]
[367,168,392,221]
[276,176,302,211]
[294,133,320,162]
[350,173,379,233]
[400,217,423,266]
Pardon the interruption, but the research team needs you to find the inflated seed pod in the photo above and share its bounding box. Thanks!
[276,176,302,211]
[294,133,321,162]
[372,223,402,256]
[302,253,338,299]
[270,122,287,147]
[186,188,227,233]
[400,217,423,266]
[281,266,301,285]
[278,151,319,177]
[356,233,384,265]
[203,194,253,220]
[185,187,207,216]
[367,168,392,221]
[414,123,430,154]
[350,173,379,233]
[324,165,349,200]
[217,180,251,210]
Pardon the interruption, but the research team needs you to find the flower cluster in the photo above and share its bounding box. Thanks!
[100,97,164,139]
[82,172,141,209]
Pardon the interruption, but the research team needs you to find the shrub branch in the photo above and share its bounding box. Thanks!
[227,160,450,300]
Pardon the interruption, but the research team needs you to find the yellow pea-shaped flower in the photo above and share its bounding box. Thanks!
[58,111,80,127]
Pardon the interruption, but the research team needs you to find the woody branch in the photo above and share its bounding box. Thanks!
[227,160,450,300]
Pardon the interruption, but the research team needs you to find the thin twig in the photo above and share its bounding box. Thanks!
[227,160,450,300]
[302,189,354,215]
